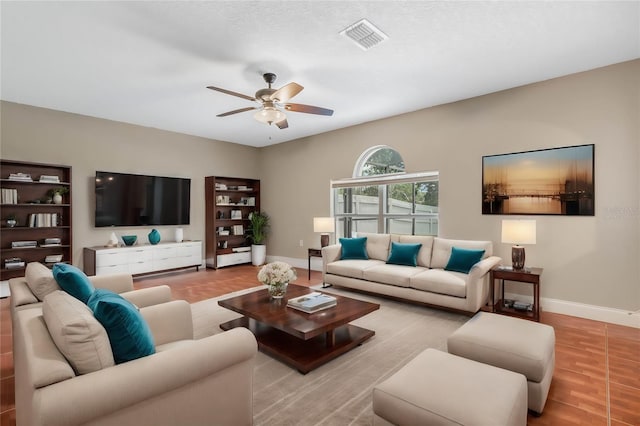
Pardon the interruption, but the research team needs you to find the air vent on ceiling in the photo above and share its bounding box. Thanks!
[340,18,388,51]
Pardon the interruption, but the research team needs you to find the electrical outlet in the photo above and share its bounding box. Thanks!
[299,239,304,247]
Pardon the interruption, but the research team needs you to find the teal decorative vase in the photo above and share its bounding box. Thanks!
[148,229,161,245]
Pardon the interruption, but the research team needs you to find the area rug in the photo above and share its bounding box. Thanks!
[190,286,469,425]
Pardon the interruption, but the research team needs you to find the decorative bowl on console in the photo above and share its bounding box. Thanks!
[121,235,137,246]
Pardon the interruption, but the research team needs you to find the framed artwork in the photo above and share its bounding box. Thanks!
[482,144,594,215]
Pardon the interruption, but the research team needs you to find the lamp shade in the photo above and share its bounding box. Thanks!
[501,220,536,245]
[313,217,335,233]
[254,107,285,125]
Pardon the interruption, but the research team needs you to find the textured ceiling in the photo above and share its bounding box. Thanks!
[2,1,639,147]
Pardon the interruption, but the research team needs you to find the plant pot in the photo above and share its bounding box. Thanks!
[53,194,63,204]
[251,244,266,266]
[6,219,17,228]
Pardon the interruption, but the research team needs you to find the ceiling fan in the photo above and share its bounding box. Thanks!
[207,73,333,129]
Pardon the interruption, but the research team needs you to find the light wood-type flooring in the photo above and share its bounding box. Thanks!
[1,265,638,425]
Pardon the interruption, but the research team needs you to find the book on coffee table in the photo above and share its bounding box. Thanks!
[287,292,337,313]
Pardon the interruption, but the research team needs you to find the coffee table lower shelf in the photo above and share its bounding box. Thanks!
[220,316,374,374]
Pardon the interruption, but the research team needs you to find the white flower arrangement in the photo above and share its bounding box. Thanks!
[257,261,297,286]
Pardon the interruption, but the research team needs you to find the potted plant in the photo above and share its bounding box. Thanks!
[47,187,69,204]
[248,211,270,266]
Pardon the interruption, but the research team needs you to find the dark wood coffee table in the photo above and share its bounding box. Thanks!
[218,284,380,373]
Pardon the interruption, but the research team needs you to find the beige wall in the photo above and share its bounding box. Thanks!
[0,102,261,265]
[261,60,640,311]
[1,60,638,312]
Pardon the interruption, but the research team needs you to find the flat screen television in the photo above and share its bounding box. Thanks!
[95,171,191,227]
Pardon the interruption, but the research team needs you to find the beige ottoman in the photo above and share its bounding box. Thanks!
[373,348,528,426]
[447,312,555,414]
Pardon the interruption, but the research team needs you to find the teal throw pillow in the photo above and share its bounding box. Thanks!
[445,247,486,274]
[339,237,368,260]
[87,289,155,364]
[386,242,422,267]
[52,263,95,304]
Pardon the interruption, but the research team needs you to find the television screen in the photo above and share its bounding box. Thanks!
[95,171,191,227]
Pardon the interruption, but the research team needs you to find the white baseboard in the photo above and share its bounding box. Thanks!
[270,255,640,329]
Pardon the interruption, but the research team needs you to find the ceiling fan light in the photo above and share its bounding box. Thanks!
[254,107,285,125]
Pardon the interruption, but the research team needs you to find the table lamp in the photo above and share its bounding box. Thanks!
[501,219,536,270]
[313,217,335,247]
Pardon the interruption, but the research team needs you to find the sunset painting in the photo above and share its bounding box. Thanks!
[482,145,594,215]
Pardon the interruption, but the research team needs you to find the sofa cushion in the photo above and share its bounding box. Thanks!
[339,237,368,260]
[398,235,434,268]
[364,264,427,288]
[52,263,95,304]
[326,259,384,279]
[410,269,467,298]
[87,289,155,364]
[431,238,492,269]
[445,247,486,274]
[25,262,61,301]
[386,242,422,267]
[43,290,115,374]
[356,232,391,261]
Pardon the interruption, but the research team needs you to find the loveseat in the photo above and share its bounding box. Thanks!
[322,233,501,314]
[10,263,258,426]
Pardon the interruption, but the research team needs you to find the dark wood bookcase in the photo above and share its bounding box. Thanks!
[205,176,260,269]
[0,159,72,280]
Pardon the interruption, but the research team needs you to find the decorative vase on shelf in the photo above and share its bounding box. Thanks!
[53,194,63,204]
[148,229,161,245]
[175,228,184,243]
[267,282,288,299]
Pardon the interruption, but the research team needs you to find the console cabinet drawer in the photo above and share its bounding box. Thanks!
[216,252,251,268]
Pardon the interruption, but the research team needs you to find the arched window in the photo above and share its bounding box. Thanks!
[353,145,405,177]
[332,147,439,238]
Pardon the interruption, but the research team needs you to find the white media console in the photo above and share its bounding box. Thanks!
[83,241,202,276]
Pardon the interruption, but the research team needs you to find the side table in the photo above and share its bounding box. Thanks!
[308,248,322,280]
[490,267,543,322]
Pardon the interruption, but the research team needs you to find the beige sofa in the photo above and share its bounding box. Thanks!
[322,233,501,314]
[10,266,258,426]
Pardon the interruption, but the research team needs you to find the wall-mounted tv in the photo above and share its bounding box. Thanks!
[95,171,191,227]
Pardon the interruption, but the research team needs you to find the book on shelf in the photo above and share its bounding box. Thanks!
[11,241,38,248]
[287,292,337,313]
[1,188,18,204]
[8,173,33,182]
[45,254,63,263]
[28,213,58,227]
[38,175,60,183]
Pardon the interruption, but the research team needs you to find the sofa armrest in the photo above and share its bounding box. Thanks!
[9,277,39,310]
[465,256,502,311]
[468,256,502,283]
[321,244,342,282]
[89,273,134,294]
[35,328,257,426]
[141,300,194,345]
[120,285,172,308]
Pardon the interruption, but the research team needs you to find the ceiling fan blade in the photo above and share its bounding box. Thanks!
[275,118,289,129]
[216,106,257,117]
[207,86,256,102]
[271,82,303,103]
[283,103,334,116]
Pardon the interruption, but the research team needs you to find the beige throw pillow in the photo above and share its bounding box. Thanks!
[25,262,61,301]
[43,290,115,375]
